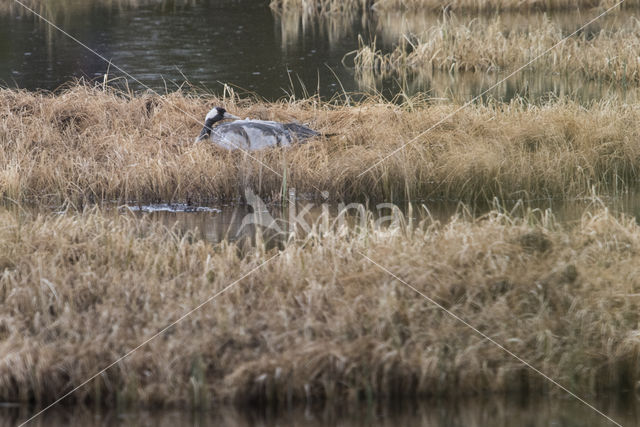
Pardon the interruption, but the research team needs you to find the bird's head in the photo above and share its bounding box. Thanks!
[195,106,240,142]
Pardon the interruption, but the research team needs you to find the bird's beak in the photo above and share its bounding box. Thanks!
[223,112,240,120]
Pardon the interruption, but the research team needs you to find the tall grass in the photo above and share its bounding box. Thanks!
[2,84,640,204]
[270,0,638,13]
[371,0,634,11]
[270,0,368,15]
[275,4,631,52]
[2,204,640,407]
[353,16,640,84]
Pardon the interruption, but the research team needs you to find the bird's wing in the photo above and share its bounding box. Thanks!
[211,123,250,150]
[213,121,291,150]
[283,123,320,139]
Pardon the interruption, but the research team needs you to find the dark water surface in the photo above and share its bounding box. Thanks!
[123,191,640,244]
[1,0,366,99]
[1,0,638,102]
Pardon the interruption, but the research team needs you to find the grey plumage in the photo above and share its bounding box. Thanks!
[195,106,320,150]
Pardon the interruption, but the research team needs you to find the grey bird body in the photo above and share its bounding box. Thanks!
[195,107,320,150]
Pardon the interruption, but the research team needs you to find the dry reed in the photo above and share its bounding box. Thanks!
[270,0,368,15]
[270,0,638,13]
[7,398,631,426]
[353,15,640,85]
[1,84,640,204]
[1,204,640,407]
[274,3,630,51]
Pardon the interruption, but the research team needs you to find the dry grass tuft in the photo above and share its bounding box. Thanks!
[353,16,640,84]
[270,0,638,13]
[1,205,640,407]
[270,0,368,15]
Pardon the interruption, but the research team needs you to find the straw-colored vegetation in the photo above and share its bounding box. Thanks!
[8,398,625,427]
[2,204,640,408]
[370,9,633,44]
[353,16,640,84]
[371,0,636,11]
[1,84,640,204]
[270,0,637,13]
[271,0,366,15]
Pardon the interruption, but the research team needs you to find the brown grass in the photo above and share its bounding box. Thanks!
[1,204,640,408]
[274,3,630,51]
[270,0,637,13]
[6,398,631,426]
[1,83,640,204]
[270,0,367,15]
[353,15,640,84]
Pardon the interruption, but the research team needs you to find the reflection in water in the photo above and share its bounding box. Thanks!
[4,396,640,426]
[357,68,640,104]
[0,0,365,100]
[0,0,196,14]
[126,191,640,245]
[1,0,637,103]
[276,8,371,54]
[126,203,220,213]
[131,204,255,243]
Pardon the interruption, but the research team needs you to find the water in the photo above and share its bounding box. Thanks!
[1,1,638,102]
[4,396,640,426]
[1,0,364,99]
[123,191,640,244]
